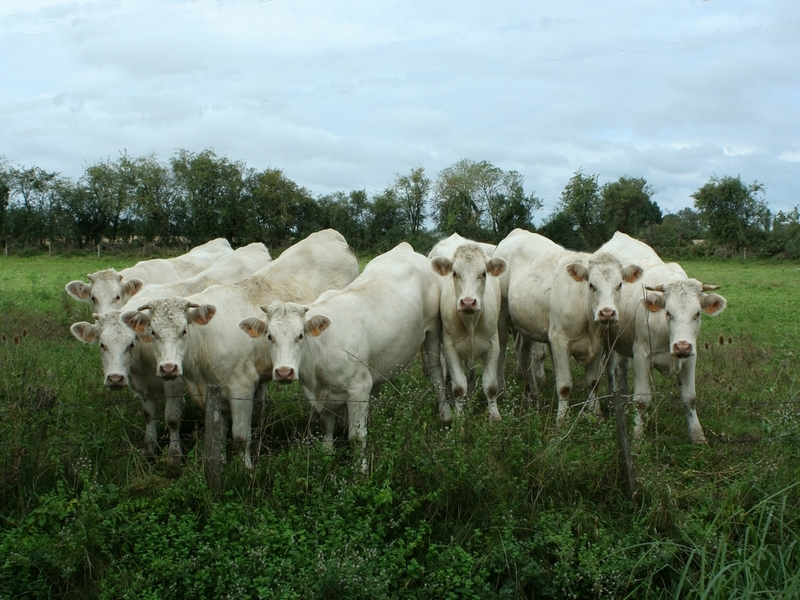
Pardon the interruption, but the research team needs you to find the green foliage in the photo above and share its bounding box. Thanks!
[432,159,541,242]
[553,170,604,251]
[393,165,431,236]
[692,175,769,256]
[600,176,662,239]
[2,232,800,598]
[641,208,703,257]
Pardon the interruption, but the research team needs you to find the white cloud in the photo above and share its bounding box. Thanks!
[1,0,799,218]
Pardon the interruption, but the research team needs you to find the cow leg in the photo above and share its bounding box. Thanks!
[531,341,546,380]
[495,302,510,395]
[140,394,159,458]
[481,333,503,422]
[226,380,256,468]
[466,356,477,398]
[163,378,186,465]
[632,344,654,439]
[611,353,631,398]
[346,375,373,473]
[442,338,469,419]
[318,404,338,452]
[678,355,708,445]
[583,353,604,418]
[550,335,573,427]
[517,334,540,402]
[422,328,449,423]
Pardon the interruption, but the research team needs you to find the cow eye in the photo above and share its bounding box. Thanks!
[181,329,188,337]
[91,295,97,303]
[267,334,274,343]
[693,312,701,321]
[452,271,459,279]
[128,342,135,351]
[297,333,304,341]
[150,329,159,339]
[100,343,107,351]
[665,312,673,321]
[616,283,623,291]
[114,295,121,301]
[588,283,596,292]
[480,271,487,280]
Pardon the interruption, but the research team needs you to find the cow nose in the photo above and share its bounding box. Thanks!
[673,341,693,357]
[159,363,179,379]
[274,366,295,383]
[106,374,126,389]
[459,297,478,313]
[597,308,617,322]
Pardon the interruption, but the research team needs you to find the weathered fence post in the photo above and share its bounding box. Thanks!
[614,387,637,500]
[204,385,225,492]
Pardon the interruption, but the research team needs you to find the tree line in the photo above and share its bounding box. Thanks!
[1,150,798,258]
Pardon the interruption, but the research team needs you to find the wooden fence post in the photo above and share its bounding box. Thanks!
[614,387,637,500]
[204,385,224,492]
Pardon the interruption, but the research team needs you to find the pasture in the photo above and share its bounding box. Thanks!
[1,251,799,599]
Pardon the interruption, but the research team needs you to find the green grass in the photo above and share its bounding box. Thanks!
[1,254,799,599]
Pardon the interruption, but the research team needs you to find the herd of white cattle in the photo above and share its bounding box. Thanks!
[66,228,727,467]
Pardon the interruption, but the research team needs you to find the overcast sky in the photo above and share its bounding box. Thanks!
[2,0,798,222]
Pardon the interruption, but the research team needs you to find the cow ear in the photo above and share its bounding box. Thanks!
[188,304,216,326]
[122,311,150,334]
[431,256,453,276]
[622,264,643,283]
[305,315,331,337]
[566,262,588,282]
[486,257,507,277]
[70,322,99,343]
[644,293,665,313]
[123,278,144,298]
[65,281,91,301]
[701,293,727,317]
[239,317,267,338]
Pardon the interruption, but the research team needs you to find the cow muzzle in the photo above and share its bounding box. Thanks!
[459,297,479,314]
[159,363,180,379]
[274,366,296,383]
[672,341,693,358]
[105,374,127,389]
[596,308,618,323]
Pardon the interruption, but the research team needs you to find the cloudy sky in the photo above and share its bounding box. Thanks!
[2,0,798,221]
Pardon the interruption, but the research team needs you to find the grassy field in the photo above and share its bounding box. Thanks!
[1,252,799,599]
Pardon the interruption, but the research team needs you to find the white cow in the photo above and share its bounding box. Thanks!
[238,242,447,457]
[69,242,272,461]
[65,238,233,313]
[598,231,662,266]
[494,229,643,426]
[429,239,507,422]
[120,229,359,467]
[598,233,727,443]
[428,232,497,261]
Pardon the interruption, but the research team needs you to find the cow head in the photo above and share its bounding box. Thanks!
[71,311,138,389]
[567,252,642,324]
[65,269,144,313]
[239,301,330,384]
[431,243,507,315]
[122,298,216,380]
[644,279,727,358]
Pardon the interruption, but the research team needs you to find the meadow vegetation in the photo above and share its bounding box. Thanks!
[1,252,799,599]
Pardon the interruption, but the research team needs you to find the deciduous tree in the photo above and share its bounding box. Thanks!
[692,175,769,255]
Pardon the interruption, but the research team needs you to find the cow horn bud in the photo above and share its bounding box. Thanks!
[702,284,721,291]
[645,284,665,292]
[137,303,153,312]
